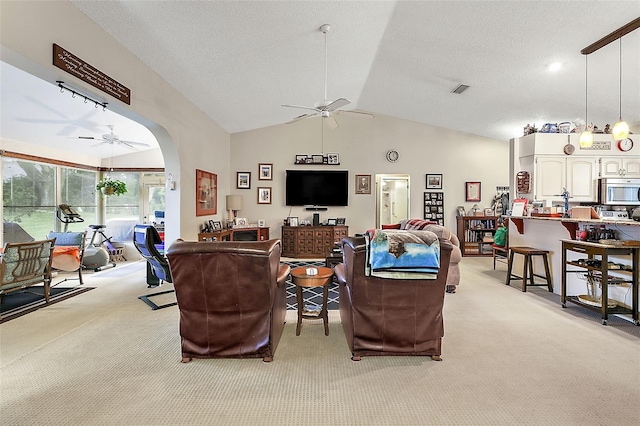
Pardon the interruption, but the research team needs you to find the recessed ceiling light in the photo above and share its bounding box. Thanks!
[548,62,562,72]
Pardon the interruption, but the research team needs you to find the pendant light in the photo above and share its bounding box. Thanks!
[612,38,630,140]
[579,55,593,148]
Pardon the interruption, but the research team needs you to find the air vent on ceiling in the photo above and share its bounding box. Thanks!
[452,84,470,94]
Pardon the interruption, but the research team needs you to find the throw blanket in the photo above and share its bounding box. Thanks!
[365,229,440,280]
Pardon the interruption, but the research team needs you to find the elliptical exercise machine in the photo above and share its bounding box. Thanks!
[57,204,116,272]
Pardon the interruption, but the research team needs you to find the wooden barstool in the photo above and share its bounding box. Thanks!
[506,246,553,292]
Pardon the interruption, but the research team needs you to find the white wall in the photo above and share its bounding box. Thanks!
[231,113,509,238]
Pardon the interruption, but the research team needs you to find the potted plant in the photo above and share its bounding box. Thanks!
[96,177,127,196]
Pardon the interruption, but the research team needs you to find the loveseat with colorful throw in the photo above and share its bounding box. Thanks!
[383,219,462,293]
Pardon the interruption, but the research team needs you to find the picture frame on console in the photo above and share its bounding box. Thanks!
[236,172,251,189]
[327,153,340,165]
[336,217,346,225]
[257,219,266,227]
[257,187,272,204]
[295,155,307,164]
[327,218,337,226]
[212,221,222,231]
[288,217,299,227]
[258,163,273,180]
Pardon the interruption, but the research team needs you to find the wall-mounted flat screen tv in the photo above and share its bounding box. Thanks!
[286,170,348,206]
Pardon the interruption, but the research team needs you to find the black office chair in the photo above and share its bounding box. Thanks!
[133,224,176,310]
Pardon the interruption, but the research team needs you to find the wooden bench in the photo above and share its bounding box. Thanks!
[1,238,56,303]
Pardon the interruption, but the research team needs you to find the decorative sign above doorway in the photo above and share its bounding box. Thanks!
[53,44,131,105]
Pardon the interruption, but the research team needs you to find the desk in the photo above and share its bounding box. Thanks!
[290,266,333,336]
[561,239,639,325]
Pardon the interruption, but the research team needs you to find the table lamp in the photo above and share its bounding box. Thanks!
[226,195,243,221]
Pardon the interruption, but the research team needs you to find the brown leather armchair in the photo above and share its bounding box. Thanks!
[166,239,290,363]
[334,235,453,361]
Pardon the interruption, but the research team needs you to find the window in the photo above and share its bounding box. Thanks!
[60,167,98,232]
[2,158,57,240]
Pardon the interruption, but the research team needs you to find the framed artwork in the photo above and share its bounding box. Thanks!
[236,172,251,189]
[424,192,445,226]
[327,153,340,165]
[355,174,371,194]
[327,218,337,226]
[312,154,324,164]
[258,163,273,180]
[466,181,481,202]
[257,187,272,204]
[257,219,266,227]
[295,155,307,164]
[336,217,346,225]
[426,174,442,189]
[235,217,248,226]
[288,217,299,227]
[196,169,217,216]
[212,220,222,231]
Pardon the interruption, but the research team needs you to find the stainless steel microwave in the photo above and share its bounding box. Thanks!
[599,178,640,205]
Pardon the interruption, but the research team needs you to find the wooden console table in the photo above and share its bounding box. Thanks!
[198,227,269,242]
[281,225,348,258]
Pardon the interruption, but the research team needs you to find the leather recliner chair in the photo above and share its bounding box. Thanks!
[166,239,290,363]
[334,234,453,361]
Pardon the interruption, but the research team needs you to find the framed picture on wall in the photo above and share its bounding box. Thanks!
[258,163,273,180]
[466,181,481,202]
[236,171,250,189]
[355,174,371,194]
[257,187,272,204]
[426,174,442,189]
[196,169,217,216]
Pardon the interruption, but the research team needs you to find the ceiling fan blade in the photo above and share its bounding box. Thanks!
[324,114,339,129]
[69,136,99,140]
[121,142,142,150]
[281,104,321,112]
[323,98,351,112]
[286,112,319,124]
[335,110,375,119]
[119,139,150,147]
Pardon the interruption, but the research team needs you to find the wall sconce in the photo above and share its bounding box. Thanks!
[579,55,593,148]
[166,173,176,191]
[612,38,629,140]
[226,195,243,219]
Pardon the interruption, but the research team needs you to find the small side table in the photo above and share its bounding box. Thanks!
[290,266,333,336]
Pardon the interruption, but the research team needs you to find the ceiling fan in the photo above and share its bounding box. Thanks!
[282,24,374,129]
[71,124,150,150]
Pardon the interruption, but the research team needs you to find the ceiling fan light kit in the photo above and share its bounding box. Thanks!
[282,24,374,128]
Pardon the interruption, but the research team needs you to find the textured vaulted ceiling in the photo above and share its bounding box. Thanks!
[2,1,639,159]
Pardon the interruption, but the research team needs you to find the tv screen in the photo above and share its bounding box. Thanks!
[286,170,348,206]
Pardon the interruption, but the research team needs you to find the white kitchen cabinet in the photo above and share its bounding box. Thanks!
[535,156,598,202]
[599,157,640,178]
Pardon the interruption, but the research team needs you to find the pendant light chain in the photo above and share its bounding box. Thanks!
[585,55,588,126]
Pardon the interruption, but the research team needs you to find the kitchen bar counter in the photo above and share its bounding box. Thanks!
[507,216,639,319]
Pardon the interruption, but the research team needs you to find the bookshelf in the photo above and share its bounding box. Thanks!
[456,216,498,257]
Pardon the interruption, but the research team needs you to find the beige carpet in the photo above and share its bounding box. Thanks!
[1,259,638,425]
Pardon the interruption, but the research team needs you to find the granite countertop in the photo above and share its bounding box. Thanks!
[511,216,640,227]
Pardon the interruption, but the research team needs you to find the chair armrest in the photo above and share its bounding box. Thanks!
[334,263,346,286]
[276,264,291,287]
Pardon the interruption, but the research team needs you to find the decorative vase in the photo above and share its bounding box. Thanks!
[101,186,115,195]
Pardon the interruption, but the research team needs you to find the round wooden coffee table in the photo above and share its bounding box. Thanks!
[290,266,333,336]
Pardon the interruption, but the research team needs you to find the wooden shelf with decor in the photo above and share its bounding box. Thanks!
[456,216,498,257]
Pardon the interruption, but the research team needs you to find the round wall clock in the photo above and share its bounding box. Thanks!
[386,150,399,162]
[617,138,634,152]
